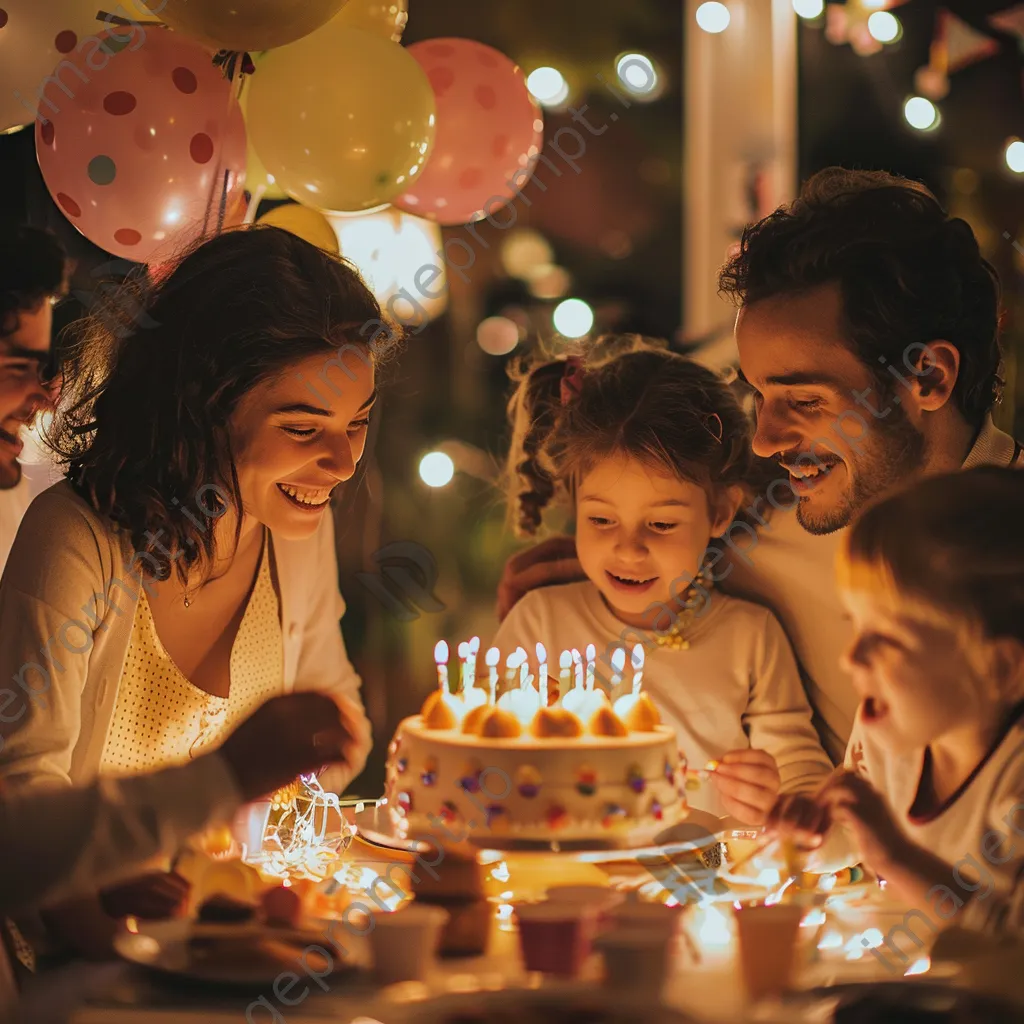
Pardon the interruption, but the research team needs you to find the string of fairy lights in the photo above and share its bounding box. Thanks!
[695,1,1024,174]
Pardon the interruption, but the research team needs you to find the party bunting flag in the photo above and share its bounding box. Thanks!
[988,4,1024,45]
[940,9,999,72]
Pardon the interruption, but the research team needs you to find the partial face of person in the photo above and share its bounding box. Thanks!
[840,585,979,751]
[230,348,376,541]
[575,454,727,628]
[0,301,55,489]
[735,282,925,535]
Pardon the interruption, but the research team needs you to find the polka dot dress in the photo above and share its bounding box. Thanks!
[100,532,284,776]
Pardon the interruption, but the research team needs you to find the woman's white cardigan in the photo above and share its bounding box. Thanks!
[0,481,371,793]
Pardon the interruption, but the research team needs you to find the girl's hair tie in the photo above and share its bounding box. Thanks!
[559,356,585,407]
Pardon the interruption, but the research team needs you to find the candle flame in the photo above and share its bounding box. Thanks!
[631,644,645,669]
[904,956,930,976]
[458,641,470,658]
[586,643,596,661]
[560,650,572,669]
[611,646,626,673]
[536,642,547,665]
[469,635,480,653]
[434,640,449,664]
[486,647,500,667]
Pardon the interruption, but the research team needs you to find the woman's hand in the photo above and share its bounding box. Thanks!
[497,536,584,622]
[711,748,781,825]
[218,691,363,802]
[819,770,907,875]
[99,870,190,921]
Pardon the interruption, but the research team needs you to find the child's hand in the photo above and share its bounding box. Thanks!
[767,793,831,849]
[819,771,906,874]
[100,870,191,921]
[711,748,781,825]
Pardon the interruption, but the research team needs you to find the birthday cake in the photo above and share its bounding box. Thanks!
[384,641,689,845]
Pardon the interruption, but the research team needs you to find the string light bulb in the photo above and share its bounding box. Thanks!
[695,2,730,34]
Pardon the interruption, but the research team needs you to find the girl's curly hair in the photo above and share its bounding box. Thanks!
[504,335,753,537]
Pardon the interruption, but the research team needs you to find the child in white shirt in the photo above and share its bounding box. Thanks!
[492,337,832,824]
[772,467,1024,939]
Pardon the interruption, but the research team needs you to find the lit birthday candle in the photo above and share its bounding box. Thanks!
[498,648,540,723]
[504,651,520,694]
[536,643,548,707]
[486,647,500,705]
[585,643,596,691]
[435,640,450,694]
[460,639,487,710]
[559,650,572,698]
[631,644,645,693]
[468,636,480,686]
[517,646,529,689]
[572,648,584,690]
[458,641,471,691]
[610,646,626,688]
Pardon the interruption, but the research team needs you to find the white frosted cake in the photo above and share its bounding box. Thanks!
[383,642,689,845]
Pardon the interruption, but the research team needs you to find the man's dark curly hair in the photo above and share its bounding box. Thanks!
[0,226,67,340]
[719,167,1002,428]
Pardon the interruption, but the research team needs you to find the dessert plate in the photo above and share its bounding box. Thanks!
[114,918,356,987]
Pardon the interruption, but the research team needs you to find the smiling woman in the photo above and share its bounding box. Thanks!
[0,225,394,952]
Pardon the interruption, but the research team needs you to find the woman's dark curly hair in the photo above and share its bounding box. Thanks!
[47,225,397,584]
[505,335,753,537]
[719,167,1003,428]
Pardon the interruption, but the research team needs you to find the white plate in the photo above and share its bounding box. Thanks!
[114,918,355,987]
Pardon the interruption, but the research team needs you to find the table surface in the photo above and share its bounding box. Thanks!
[8,848,984,1024]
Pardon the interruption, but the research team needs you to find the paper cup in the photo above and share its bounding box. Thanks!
[734,902,805,1000]
[369,903,449,985]
[545,886,625,930]
[596,927,672,993]
[515,902,595,978]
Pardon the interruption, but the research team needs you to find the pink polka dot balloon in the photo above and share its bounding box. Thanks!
[0,0,106,133]
[35,29,247,263]
[393,39,544,227]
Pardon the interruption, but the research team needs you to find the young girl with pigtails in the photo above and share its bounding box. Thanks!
[490,336,833,825]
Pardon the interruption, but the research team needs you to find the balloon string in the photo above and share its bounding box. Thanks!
[202,71,245,238]
[212,50,257,82]
[95,10,163,27]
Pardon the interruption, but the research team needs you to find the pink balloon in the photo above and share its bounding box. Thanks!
[392,39,543,227]
[35,29,247,263]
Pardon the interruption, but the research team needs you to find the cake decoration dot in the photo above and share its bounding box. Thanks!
[575,765,597,797]
[486,804,508,830]
[664,758,675,783]
[602,803,627,828]
[627,765,646,794]
[396,756,408,774]
[545,804,569,830]
[457,760,482,793]
[650,798,663,821]
[396,791,412,815]
[438,800,460,825]
[420,756,438,787]
[515,764,542,799]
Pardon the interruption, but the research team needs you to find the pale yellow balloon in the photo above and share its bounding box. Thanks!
[257,203,339,253]
[141,0,348,52]
[333,0,408,42]
[247,26,436,214]
[239,87,286,201]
